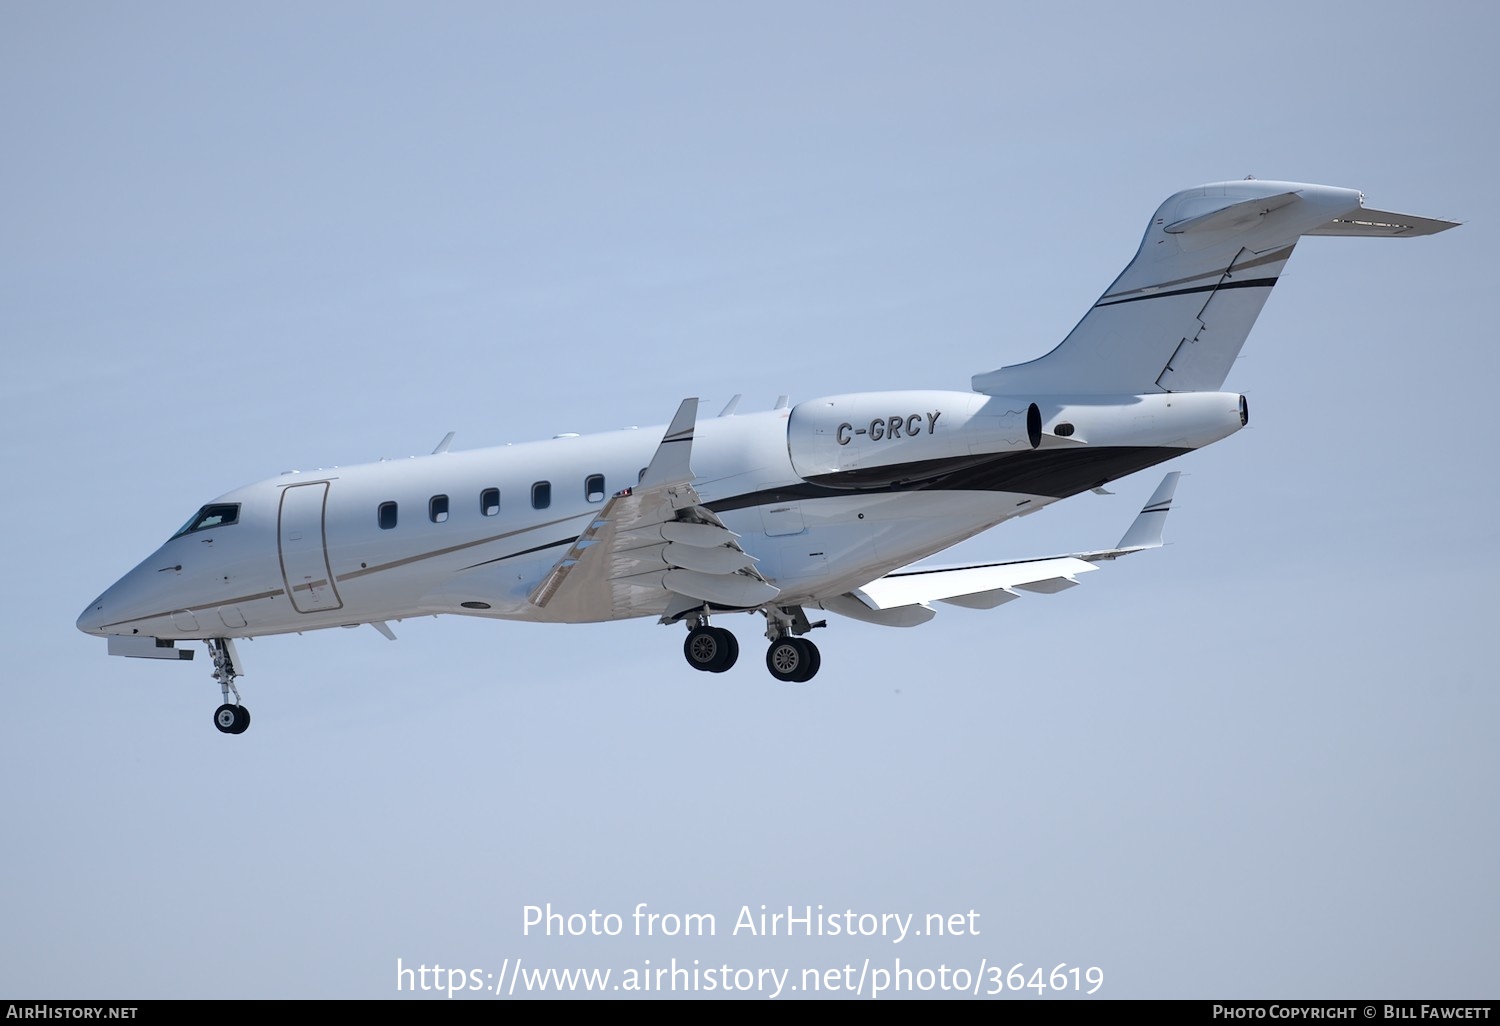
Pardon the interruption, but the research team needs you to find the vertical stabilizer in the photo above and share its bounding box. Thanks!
[972,181,1456,397]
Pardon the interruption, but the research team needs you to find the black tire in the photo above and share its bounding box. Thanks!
[214,703,250,735]
[793,639,821,683]
[766,637,810,682]
[710,628,739,673]
[684,626,730,672]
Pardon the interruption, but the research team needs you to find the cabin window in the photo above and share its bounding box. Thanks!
[586,474,606,503]
[1054,422,1075,437]
[481,488,500,516]
[173,503,241,538]
[378,502,398,530]
[531,481,551,509]
[429,495,449,523]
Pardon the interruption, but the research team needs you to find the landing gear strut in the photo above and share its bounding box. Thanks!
[682,613,739,673]
[207,638,250,735]
[762,606,823,683]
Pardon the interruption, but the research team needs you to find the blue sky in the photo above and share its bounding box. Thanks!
[2,1,1494,1000]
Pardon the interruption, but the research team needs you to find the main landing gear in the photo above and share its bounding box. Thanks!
[679,607,824,683]
[683,616,739,673]
[207,638,251,735]
[765,635,820,683]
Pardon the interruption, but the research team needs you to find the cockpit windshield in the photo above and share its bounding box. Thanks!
[173,503,241,538]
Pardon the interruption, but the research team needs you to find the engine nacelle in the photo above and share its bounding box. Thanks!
[787,390,1040,487]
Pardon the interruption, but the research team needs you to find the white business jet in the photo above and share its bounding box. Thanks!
[76,179,1456,733]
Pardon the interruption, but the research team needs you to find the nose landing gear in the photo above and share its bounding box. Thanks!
[213,702,251,734]
[206,638,250,735]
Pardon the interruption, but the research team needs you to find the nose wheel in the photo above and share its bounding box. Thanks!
[214,703,251,734]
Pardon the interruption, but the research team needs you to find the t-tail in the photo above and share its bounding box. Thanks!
[971,180,1458,397]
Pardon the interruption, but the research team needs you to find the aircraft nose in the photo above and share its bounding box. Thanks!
[78,572,138,636]
[78,558,163,637]
[77,599,108,636]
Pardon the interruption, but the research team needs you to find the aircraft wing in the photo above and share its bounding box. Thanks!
[527,398,780,622]
[819,472,1180,627]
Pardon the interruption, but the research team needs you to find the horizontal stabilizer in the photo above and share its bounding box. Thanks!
[1306,208,1459,237]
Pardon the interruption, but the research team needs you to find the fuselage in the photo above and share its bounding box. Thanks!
[72,176,1455,734]
[76,389,1247,643]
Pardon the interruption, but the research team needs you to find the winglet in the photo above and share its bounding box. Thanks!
[1114,471,1181,552]
[637,398,700,490]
